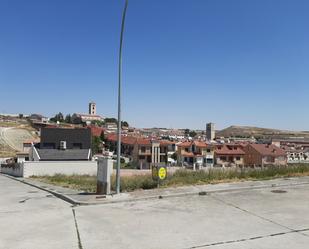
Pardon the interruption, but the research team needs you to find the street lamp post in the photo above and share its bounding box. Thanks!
[116,0,128,194]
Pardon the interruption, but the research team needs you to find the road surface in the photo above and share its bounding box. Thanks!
[1,174,309,249]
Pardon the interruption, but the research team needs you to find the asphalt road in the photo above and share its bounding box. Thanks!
[1,174,309,249]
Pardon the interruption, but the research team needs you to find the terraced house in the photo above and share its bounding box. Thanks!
[177,141,215,168]
[243,144,287,166]
[105,134,176,169]
[214,144,245,167]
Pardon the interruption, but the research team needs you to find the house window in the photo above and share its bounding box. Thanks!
[207,149,211,153]
[220,156,226,161]
[73,143,82,149]
[236,157,241,161]
[141,147,146,153]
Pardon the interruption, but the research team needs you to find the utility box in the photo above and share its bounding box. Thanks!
[97,157,113,195]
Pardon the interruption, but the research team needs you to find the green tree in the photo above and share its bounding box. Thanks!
[65,114,72,123]
[121,121,129,127]
[50,112,64,123]
[71,114,82,124]
[105,118,117,124]
[100,131,105,142]
[107,142,116,152]
[91,136,101,154]
[171,152,178,161]
[184,129,190,136]
[189,130,197,138]
[91,120,105,126]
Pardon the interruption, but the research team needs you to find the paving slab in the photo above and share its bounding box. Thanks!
[74,195,290,249]
[212,184,309,230]
[0,174,78,249]
[206,232,309,249]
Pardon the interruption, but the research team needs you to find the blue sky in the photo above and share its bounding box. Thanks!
[0,0,308,130]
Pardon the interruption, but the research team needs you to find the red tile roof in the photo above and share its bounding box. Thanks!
[193,141,207,148]
[178,140,210,148]
[123,136,138,145]
[106,134,151,146]
[178,141,192,147]
[215,145,245,155]
[159,140,174,146]
[136,138,151,145]
[249,144,286,157]
[106,133,117,142]
[87,126,105,137]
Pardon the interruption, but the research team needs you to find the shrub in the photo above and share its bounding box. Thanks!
[31,164,309,193]
[111,175,157,192]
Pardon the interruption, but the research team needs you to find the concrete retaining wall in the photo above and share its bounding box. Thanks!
[22,161,97,178]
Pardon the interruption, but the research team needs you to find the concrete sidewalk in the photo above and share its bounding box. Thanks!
[2,173,309,248]
[4,174,309,205]
[0,174,77,249]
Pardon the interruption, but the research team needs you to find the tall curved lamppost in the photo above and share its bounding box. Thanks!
[116,0,128,194]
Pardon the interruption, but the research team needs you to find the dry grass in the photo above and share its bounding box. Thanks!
[0,122,19,127]
[0,144,16,157]
[31,164,309,193]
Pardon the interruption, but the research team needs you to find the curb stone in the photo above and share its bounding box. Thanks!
[2,173,309,206]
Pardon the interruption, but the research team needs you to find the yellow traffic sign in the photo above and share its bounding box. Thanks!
[158,167,167,180]
[152,165,167,181]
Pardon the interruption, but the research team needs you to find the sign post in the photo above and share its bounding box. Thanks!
[152,164,167,187]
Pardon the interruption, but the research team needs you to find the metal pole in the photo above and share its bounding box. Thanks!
[116,0,128,194]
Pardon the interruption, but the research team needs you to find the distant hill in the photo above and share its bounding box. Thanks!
[217,125,309,139]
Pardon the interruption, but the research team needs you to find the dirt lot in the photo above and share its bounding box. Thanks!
[0,126,36,156]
